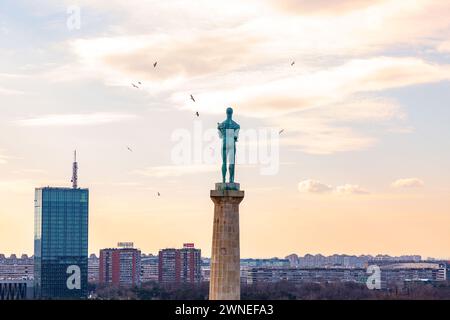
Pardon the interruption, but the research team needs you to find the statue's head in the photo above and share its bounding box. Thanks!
[226,107,233,119]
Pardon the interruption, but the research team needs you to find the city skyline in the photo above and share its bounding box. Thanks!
[1,145,449,260]
[1,0,450,259]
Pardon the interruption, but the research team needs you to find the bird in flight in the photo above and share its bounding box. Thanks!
[291,61,295,66]
[138,81,142,85]
[190,94,196,102]
[279,129,285,135]
[157,192,161,197]
[196,111,199,117]
[132,83,139,89]
[153,61,157,68]
[127,146,133,152]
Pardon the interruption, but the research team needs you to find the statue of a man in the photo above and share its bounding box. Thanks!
[218,107,240,183]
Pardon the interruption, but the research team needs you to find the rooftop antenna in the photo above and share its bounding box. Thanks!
[71,150,78,189]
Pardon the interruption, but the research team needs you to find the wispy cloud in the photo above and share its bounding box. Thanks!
[61,0,450,159]
[277,98,402,154]
[0,149,12,164]
[298,180,333,194]
[286,125,376,155]
[436,41,450,53]
[97,33,263,81]
[335,184,369,195]
[298,179,370,195]
[11,169,47,175]
[271,0,386,15]
[110,182,143,188]
[392,178,424,188]
[0,179,35,194]
[67,0,450,59]
[0,73,28,95]
[132,165,216,178]
[16,112,136,127]
[174,57,450,117]
[0,86,24,96]
[68,0,450,115]
[0,178,69,194]
[0,156,8,165]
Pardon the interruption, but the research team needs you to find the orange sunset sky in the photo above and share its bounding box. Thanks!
[0,0,449,259]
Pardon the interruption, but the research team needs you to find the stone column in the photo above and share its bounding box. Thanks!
[209,183,244,300]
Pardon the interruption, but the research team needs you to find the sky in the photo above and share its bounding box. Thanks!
[0,0,449,259]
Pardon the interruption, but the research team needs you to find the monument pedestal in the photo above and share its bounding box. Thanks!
[209,183,244,300]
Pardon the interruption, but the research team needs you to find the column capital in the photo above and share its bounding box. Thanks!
[210,189,244,205]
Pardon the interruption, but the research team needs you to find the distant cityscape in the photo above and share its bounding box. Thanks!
[1,246,449,300]
[0,156,449,300]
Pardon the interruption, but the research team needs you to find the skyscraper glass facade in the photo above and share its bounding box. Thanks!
[34,187,89,299]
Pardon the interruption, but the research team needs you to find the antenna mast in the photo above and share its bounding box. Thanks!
[71,150,78,189]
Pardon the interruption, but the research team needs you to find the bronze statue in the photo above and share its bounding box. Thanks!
[218,107,240,183]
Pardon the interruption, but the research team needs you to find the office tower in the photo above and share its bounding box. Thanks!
[158,248,178,283]
[99,244,141,287]
[158,244,201,284]
[179,243,202,283]
[34,152,89,299]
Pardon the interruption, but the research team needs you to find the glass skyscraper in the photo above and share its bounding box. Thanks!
[34,187,89,299]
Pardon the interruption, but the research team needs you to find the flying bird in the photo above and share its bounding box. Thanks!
[153,61,157,68]
[157,192,161,197]
[127,146,133,152]
[190,94,196,102]
[291,61,295,66]
[138,81,142,85]
[279,129,284,135]
[196,111,199,117]
[132,83,139,89]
